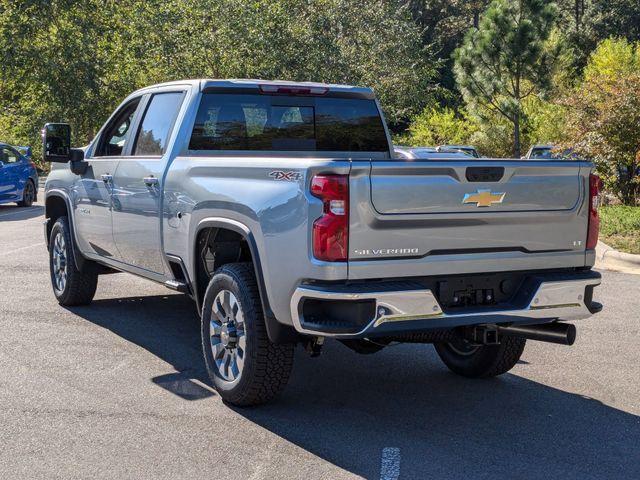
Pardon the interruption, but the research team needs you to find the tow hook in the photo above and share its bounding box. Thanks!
[305,336,324,357]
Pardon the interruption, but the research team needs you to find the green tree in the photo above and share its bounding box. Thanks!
[560,38,640,205]
[557,0,640,72]
[454,0,558,157]
[583,37,640,81]
[402,0,492,95]
[0,0,438,164]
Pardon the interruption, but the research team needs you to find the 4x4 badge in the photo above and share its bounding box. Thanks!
[269,171,303,181]
[462,190,506,207]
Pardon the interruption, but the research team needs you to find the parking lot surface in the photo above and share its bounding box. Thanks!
[1,196,639,479]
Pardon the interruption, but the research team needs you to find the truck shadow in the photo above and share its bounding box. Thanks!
[68,294,640,480]
[0,204,44,222]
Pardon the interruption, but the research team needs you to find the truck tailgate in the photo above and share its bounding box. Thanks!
[348,160,591,279]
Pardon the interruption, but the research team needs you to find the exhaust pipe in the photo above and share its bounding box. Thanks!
[498,322,576,346]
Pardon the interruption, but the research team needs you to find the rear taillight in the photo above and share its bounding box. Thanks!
[587,173,602,249]
[311,174,349,262]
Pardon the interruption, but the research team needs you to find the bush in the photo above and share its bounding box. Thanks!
[522,95,567,147]
[401,105,477,147]
[469,121,513,158]
[599,205,640,254]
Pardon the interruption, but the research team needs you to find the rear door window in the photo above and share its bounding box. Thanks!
[133,92,185,156]
[189,94,388,152]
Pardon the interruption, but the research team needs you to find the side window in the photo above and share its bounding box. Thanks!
[133,92,184,156]
[95,99,141,157]
[1,147,19,164]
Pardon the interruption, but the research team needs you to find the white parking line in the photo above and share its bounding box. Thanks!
[380,447,401,480]
[1,243,42,256]
[0,206,41,218]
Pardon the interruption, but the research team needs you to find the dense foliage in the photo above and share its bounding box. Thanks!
[0,0,434,154]
[1,0,639,203]
[560,39,640,205]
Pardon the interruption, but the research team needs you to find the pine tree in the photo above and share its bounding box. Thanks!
[454,0,557,157]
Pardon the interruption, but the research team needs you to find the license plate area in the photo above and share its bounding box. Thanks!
[435,273,527,312]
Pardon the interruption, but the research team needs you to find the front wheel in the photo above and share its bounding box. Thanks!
[434,335,526,378]
[201,263,294,406]
[49,216,98,306]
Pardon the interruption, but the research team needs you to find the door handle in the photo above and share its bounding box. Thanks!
[101,174,113,183]
[143,176,159,186]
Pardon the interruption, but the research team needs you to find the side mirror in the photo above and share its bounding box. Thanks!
[42,123,72,163]
[42,122,88,175]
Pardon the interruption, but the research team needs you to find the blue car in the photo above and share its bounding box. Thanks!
[0,143,38,207]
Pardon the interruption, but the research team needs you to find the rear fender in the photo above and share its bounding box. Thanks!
[193,217,299,344]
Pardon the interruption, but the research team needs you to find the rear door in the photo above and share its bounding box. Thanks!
[111,89,186,274]
[348,159,590,278]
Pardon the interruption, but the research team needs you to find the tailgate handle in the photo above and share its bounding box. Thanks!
[466,167,504,182]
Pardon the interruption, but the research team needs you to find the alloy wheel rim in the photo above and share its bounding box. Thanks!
[52,232,67,293]
[210,289,246,382]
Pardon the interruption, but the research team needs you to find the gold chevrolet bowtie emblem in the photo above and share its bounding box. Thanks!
[462,189,506,207]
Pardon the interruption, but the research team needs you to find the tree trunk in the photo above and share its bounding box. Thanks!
[513,112,521,158]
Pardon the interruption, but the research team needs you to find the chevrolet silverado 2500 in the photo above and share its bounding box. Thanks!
[42,79,602,406]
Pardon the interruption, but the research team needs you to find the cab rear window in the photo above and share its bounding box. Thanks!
[189,93,388,152]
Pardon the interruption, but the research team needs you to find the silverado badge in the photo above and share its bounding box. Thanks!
[462,190,506,207]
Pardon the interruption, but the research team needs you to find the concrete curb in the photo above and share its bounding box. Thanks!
[595,240,640,274]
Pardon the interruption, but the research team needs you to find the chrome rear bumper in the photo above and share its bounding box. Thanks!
[290,272,601,338]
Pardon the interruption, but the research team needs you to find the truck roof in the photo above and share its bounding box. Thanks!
[132,79,375,99]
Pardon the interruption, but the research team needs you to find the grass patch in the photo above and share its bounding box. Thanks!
[599,205,640,254]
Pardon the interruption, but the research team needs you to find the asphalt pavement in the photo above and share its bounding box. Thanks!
[1,194,639,479]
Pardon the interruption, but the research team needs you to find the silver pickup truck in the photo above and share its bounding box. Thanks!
[42,79,602,406]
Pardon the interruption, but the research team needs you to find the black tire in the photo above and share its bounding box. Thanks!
[49,216,98,306]
[434,335,526,378]
[17,179,35,207]
[201,263,294,406]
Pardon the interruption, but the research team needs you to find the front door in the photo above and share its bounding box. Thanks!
[0,147,20,201]
[111,91,186,274]
[73,98,142,259]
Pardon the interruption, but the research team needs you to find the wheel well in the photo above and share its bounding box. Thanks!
[45,195,68,244]
[194,227,253,308]
[194,225,300,344]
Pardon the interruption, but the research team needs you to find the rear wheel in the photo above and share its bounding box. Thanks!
[434,335,526,378]
[49,216,98,306]
[17,180,35,207]
[201,263,294,406]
